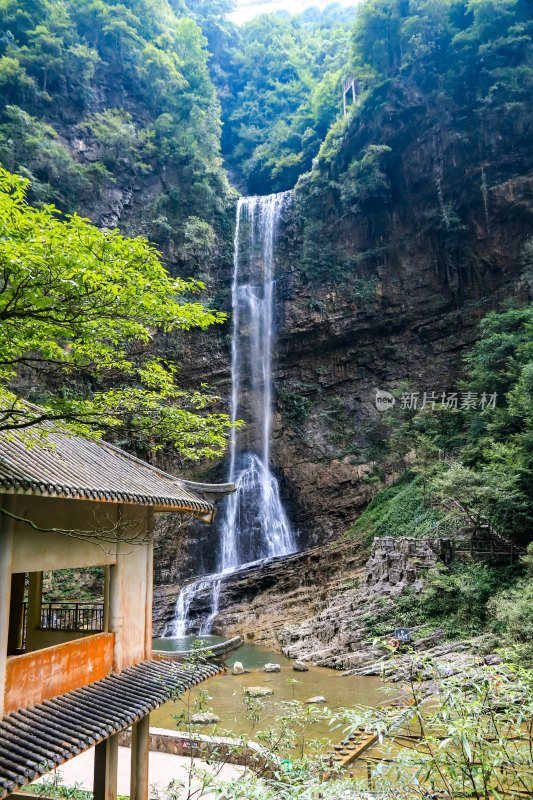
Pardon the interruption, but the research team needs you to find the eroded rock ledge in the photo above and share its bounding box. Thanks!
[154,536,494,678]
[278,536,499,677]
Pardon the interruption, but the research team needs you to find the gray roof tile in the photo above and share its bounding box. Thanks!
[0,430,233,519]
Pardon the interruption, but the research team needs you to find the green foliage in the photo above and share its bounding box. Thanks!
[338,654,533,799]
[338,144,392,212]
[42,567,104,601]
[178,216,216,267]
[0,0,232,250]
[219,8,354,193]
[278,391,312,422]
[347,472,443,546]
[81,108,153,173]
[0,165,237,458]
[354,301,533,544]
[393,561,521,638]
[488,577,533,663]
[0,55,37,103]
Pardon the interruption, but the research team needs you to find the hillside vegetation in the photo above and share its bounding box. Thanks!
[0,0,234,274]
[294,0,533,281]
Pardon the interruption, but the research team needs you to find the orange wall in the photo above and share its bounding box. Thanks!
[4,632,114,713]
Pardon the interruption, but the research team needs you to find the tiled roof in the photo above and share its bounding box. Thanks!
[0,658,223,799]
[0,430,235,520]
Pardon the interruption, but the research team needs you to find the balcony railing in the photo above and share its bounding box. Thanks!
[41,601,104,631]
[21,600,104,648]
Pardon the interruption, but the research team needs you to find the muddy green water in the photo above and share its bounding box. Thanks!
[152,637,389,748]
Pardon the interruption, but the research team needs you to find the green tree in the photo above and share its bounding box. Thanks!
[81,108,153,173]
[0,165,235,460]
[352,0,408,78]
[220,7,352,193]
[0,54,37,103]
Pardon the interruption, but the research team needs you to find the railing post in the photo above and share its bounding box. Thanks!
[21,601,27,650]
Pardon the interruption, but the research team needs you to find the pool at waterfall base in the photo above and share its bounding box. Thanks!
[152,637,388,749]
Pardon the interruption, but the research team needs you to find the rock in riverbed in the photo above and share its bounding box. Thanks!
[305,696,326,704]
[293,660,309,671]
[191,712,219,724]
[245,686,274,697]
[264,663,281,672]
[232,661,245,674]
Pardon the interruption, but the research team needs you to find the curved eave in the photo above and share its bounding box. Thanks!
[0,484,214,521]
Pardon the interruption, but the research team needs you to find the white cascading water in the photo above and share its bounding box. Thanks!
[169,193,296,637]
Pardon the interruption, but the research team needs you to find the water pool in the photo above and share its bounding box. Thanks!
[151,637,389,748]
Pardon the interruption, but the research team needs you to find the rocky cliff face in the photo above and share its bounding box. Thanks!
[162,89,533,589]
[152,536,364,640]
[268,98,533,545]
[153,535,468,675]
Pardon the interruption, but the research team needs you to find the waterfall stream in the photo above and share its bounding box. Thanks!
[169,193,296,637]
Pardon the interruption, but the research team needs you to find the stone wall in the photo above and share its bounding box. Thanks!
[118,726,269,770]
[365,536,454,596]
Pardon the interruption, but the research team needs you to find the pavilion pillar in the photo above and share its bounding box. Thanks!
[25,571,43,652]
[103,565,110,633]
[144,509,153,659]
[0,497,14,718]
[93,733,119,800]
[7,573,25,654]
[130,714,150,800]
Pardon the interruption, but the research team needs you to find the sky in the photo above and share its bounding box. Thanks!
[229,0,359,24]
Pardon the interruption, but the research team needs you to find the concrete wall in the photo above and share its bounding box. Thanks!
[10,496,119,573]
[118,727,270,771]
[4,632,114,712]
[25,627,97,650]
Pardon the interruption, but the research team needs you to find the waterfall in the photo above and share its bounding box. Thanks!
[169,192,296,636]
[170,578,212,637]
[220,193,295,569]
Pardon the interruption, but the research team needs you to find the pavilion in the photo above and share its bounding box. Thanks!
[0,428,235,800]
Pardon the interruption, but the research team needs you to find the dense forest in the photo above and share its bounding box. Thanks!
[0,0,357,273]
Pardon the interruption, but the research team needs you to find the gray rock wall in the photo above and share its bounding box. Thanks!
[365,536,454,595]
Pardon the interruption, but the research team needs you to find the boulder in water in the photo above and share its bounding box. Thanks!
[293,660,309,672]
[305,696,326,704]
[263,663,281,672]
[245,686,274,697]
[191,712,219,724]
[232,661,245,675]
